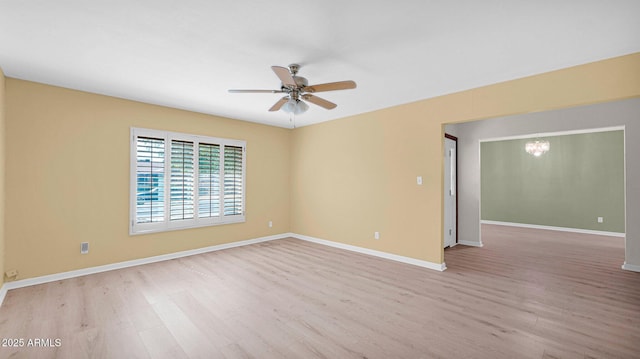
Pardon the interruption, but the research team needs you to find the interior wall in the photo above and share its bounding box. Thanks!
[291,53,640,267]
[449,98,640,267]
[0,67,5,286]
[481,130,625,233]
[5,79,291,280]
[2,53,638,280]
[291,106,444,264]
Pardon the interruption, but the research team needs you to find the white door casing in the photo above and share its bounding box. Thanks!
[444,136,457,248]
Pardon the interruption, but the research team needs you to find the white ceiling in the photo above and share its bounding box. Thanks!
[1,1,639,128]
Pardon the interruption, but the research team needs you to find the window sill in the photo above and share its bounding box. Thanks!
[130,216,245,236]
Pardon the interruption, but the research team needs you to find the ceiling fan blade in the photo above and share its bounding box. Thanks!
[228,89,284,93]
[269,96,290,112]
[271,66,297,87]
[302,94,337,110]
[303,80,356,93]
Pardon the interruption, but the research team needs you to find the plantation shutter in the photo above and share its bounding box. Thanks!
[170,140,195,221]
[131,128,245,234]
[135,137,165,223]
[198,143,221,218]
[223,145,244,216]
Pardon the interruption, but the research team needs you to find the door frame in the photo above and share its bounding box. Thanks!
[445,133,459,247]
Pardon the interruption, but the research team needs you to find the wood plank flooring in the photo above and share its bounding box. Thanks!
[0,224,638,358]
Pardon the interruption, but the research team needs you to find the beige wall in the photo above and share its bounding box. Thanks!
[3,53,638,281]
[290,53,640,266]
[0,67,5,285]
[291,106,445,263]
[5,79,290,280]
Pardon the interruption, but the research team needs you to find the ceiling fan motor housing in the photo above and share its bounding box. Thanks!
[293,76,308,88]
[286,63,308,89]
[281,75,307,93]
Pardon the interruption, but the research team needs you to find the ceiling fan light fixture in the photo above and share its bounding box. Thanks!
[282,98,308,115]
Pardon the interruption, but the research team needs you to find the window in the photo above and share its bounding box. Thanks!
[131,128,246,234]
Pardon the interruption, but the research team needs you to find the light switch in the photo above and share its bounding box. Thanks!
[417,176,423,185]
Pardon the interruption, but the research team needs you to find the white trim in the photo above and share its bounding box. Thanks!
[479,125,625,143]
[0,232,452,308]
[291,233,447,271]
[0,233,288,307]
[0,285,7,307]
[622,262,640,273]
[623,129,628,264]
[458,240,484,247]
[481,220,625,237]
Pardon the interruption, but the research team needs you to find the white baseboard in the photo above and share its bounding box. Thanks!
[458,240,484,247]
[1,229,630,309]
[481,220,625,238]
[0,233,289,307]
[0,285,7,308]
[0,232,450,308]
[291,233,446,272]
[622,262,640,273]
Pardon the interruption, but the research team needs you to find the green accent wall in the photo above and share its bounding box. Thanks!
[481,130,625,233]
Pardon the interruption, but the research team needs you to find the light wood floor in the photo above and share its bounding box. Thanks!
[0,225,638,358]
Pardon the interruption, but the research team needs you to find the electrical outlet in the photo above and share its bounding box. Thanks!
[597,217,604,223]
[81,242,89,254]
[5,269,18,278]
[374,232,380,240]
[268,221,273,228]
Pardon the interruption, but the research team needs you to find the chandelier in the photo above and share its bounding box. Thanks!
[525,140,550,157]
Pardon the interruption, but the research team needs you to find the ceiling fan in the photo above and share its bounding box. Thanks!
[228,64,356,115]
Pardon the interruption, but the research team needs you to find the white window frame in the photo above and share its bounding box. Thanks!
[130,127,246,235]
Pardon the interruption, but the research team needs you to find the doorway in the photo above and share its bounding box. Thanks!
[444,134,458,248]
